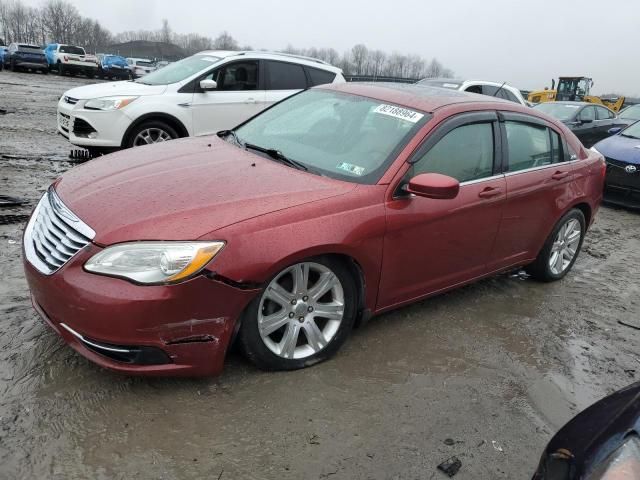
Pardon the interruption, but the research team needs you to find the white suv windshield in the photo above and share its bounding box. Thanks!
[234,89,428,184]
[136,55,220,85]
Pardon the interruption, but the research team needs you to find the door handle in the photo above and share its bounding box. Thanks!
[478,187,502,199]
[245,98,257,104]
[551,171,569,180]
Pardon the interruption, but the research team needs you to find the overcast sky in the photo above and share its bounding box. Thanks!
[24,0,639,95]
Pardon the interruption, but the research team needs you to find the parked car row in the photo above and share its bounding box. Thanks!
[0,41,168,79]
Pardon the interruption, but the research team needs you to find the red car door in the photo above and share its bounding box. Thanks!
[378,112,506,310]
[489,112,577,270]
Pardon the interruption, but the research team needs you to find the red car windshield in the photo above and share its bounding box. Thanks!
[235,89,429,184]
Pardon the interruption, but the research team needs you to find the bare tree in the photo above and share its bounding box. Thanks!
[351,43,368,75]
[160,18,171,44]
[369,50,386,77]
[213,31,238,50]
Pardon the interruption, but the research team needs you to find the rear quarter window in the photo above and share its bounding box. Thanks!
[306,67,336,86]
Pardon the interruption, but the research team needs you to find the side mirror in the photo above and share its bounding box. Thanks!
[200,79,217,91]
[608,127,622,135]
[579,117,593,124]
[406,173,460,199]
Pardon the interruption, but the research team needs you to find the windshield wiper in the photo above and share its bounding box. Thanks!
[621,133,640,139]
[244,143,308,171]
[217,129,244,146]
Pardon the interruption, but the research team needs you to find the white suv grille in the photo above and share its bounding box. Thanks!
[24,189,95,274]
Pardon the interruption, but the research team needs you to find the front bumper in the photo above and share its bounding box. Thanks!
[61,61,98,71]
[103,67,131,78]
[57,97,133,148]
[23,244,259,376]
[604,161,640,209]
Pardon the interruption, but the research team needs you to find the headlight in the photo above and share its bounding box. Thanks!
[84,96,138,111]
[84,241,224,285]
[587,435,640,479]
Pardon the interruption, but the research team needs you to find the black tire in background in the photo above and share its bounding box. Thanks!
[526,208,586,282]
[238,256,358,371]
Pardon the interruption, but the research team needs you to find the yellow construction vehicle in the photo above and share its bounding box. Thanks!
[528,76,625,112]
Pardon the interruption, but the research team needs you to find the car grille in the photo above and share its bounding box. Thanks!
[73,118,97,137]
[24,189,95,275]
[64,96,78,105]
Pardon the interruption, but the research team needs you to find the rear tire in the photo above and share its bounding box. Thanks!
[526,209,585,282]
[238,257,358,371]
[125,120,179,148]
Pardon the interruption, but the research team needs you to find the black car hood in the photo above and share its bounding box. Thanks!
[533,382,640,479]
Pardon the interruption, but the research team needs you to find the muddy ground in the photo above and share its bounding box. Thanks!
[1,70,640,480]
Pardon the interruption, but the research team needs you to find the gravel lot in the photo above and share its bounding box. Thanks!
[1,70,640,480]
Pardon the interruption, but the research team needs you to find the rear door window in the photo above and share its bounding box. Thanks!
[579,106,596,122]
[267,61,308,90]
[596,106,613,120]
[412,122,495,183]
[505,121,553,171]
[306,67,336,86]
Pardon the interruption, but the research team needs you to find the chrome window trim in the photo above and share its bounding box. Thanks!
[459,174,505,186]
[503,159,580,177]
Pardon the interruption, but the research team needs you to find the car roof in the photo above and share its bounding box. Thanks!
[195,50,342,73]
[320,82,518,113]
[419,78,516,88]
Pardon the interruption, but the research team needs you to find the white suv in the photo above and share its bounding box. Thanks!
[57,50,345,153]
[417,78,528,106]
[126,57,156,78]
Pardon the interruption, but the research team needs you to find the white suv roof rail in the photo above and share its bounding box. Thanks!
[197,50,334,67]
[229,50,331,66]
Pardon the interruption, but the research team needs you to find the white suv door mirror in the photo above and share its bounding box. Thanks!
[200,79,217,91]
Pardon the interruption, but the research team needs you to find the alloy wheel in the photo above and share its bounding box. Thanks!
[549,218,582,275]
[258,262,345,360]
[133,128,172,146]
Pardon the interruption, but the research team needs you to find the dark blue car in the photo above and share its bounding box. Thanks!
[0,46,7,70]
[592,121,640,209]
[532,382,640,479]
[97,54,132,80]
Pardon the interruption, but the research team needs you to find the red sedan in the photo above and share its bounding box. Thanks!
[23,83,605,376]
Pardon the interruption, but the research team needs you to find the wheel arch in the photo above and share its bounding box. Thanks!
[122,112,189,147]
[227,249,372,348]
[570,201,592,229]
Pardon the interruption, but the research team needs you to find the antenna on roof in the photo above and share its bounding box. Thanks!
[493,82,506,97]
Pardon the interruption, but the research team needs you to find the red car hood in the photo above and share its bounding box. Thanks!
[54,136,355,245]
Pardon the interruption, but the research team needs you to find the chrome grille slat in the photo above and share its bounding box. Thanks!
[23,190,96,275]
[41,201,89,244]
[35,227,71,261]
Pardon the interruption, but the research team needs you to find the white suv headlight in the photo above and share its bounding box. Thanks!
[85,241,225,284]
[84,96,138,111]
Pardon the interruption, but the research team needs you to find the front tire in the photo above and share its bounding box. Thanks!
[239,257,358,371]
[526,209,585,282]
[125,120,179,148]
